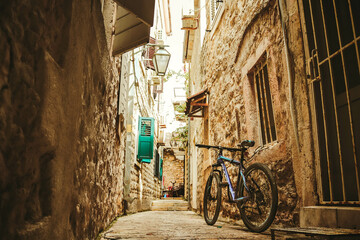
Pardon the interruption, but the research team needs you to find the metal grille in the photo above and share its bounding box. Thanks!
[254,60,277,145]
[210,0,222,22]
[210,0,215,21]
[304,0,360,204]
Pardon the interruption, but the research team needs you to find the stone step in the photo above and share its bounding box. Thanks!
[160,197,183,200]
[300,206,360,229]
[151,199,189,211]
[271,227,360,240]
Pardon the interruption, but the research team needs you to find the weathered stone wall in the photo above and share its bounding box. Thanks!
[139,160,162,207]
[188,0,316,226]
[125,154,161,213]
[0,0,126,239]
[163,149,184,191]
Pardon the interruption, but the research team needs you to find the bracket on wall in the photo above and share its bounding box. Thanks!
[157,142,165,147]
[185,89,209,118]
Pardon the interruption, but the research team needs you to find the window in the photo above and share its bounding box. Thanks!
[253,60,276,145]
[208,0,224,30]
[154,151,162,179]
[210,0,223,23]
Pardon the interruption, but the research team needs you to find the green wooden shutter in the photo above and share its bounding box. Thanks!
[137,117,154,161]
[141,159,151,163]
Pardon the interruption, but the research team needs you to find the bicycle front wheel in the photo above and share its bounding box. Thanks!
[203,172,221,225]
[239,163,278,232]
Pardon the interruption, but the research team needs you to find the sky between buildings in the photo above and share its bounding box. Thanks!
[160,0,192,134]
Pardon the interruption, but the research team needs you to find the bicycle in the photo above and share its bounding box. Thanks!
[196,140,278,233]
[169,181,177,197]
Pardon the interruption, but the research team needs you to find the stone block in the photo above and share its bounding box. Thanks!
[300,206,337,228]
[301,206,360,229]
[151,200,189,211]
[337,207,360,229]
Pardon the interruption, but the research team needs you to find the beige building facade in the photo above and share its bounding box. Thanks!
[185,0,360,228]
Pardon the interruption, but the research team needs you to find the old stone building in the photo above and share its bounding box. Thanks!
[185,0,360,229]
[0,0,171,239]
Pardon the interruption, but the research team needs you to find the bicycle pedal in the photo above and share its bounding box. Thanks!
[220,182,229,187]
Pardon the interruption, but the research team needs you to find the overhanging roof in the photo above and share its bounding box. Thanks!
[112,0,155,56]
[114,0,155,26]
[185,89,209,117]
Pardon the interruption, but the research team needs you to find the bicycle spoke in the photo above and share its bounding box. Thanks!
[255,202,263,215]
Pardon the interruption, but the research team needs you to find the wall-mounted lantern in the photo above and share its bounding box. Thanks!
[142,43,171,76]
[152,46,171,76]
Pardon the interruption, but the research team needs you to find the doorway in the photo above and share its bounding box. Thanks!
[303,0,360,204]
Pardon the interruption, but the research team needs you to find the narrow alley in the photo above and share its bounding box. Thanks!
[99,210,271,240]
[1,0,360,239]
[99,200,360,240]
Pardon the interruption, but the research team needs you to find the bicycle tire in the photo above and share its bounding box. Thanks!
[203,172,221,225]
[238,163,278,232]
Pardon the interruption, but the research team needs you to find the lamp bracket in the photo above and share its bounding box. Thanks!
[133,43,170,55]
[146,43,170,48]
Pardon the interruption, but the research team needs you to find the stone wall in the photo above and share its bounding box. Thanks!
[0,0,126,239]
[126,159,161,213]
[188,0,316,226]
[163,149,184,192]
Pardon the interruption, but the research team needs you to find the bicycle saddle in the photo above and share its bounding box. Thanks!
[238,140,255,148]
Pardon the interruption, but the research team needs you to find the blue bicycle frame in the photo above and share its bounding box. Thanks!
[215,148,250,203]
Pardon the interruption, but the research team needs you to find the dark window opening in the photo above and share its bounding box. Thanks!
[253,59,276,145]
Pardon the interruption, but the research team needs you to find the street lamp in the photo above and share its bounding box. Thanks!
[152,46,171,76]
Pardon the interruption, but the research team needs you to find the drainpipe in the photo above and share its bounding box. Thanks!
[278,0,301,154]
[187,62,191,203]
[187,117,191,202]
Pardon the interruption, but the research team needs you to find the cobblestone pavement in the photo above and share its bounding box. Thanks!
[100,211,273,240]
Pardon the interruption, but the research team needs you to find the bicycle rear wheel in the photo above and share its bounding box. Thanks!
[203,172,221,225]
[238,163,278,232]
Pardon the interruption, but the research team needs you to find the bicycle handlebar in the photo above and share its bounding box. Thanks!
[195,144,215,149]
[195,141,254,152]
[196,140,255,151]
